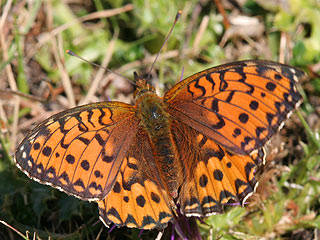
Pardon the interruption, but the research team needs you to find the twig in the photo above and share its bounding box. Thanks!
[26,4,133,61]
[0,89,46,102]
[0,5,20,152]
[182,3,201,52]
[0,100,8,124]
[47,1,76,107]
[47,4,133,38]
[213,0,230,29]
[296,110,320,150]
[192,15,209,55]
[0,0,13,32]
[279,32,287,64]
[79,30,119,105]
[116,49,185,74]
[0,220,27,239]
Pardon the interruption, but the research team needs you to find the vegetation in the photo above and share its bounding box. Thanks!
[0,0,319,239]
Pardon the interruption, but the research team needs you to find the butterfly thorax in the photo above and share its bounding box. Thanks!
[134,80,183,198]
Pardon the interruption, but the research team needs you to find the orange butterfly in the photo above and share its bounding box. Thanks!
[15,60,304,230]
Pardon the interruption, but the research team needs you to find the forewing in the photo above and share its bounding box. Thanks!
[165,60,304,155]
[172,121,264,216]
[98,129,174,230]
[15,102,139,201]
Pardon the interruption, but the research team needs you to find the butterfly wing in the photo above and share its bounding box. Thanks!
[171,121,264,216]
[164,60,304,155]
[14,102,139,201]
[98,129,174,230]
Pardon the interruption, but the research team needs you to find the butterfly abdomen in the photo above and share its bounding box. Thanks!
[136,93,182,198]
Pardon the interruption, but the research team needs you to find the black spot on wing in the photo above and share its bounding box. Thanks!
[78,137,90,145]
[33,142,40,150]
[249,100,259,110]
[136,195,146,207]
[95,133,105,146]
[101,150,113,163]
[151,192,160,203]
[113,181,121,193]
[66,154,75,164]
[199,174,208,187]
[212,115,225,129]
[232,128,241,138]
[94,170,102,178]
[81,160,90,171]
[211,99,219,112]
[239,113,249,123]
[127,162,138,170]
[266,82,276,91]
[42,146,52,157]
[274,73,282,80]
[213,169,223,181]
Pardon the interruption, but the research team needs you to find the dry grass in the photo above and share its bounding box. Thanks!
[0,0,319,239]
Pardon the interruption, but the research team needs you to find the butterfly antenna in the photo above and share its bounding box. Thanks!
[66,50,136,86]
[147,10,182,79]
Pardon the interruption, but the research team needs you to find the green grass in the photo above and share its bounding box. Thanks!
[1,0,320,239]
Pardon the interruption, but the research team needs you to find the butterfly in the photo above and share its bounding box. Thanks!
[14,60,304,230]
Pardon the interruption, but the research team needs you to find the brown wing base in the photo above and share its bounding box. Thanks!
[98,130,174,230]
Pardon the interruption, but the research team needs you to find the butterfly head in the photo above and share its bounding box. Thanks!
[133,71,156,99]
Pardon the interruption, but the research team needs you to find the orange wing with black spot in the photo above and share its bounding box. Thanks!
[98,129,174,230]
[14,102,139,200]
[172,121,264,216]
[165,60,304,216]
[165,60,304,155]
